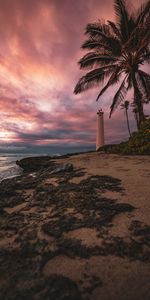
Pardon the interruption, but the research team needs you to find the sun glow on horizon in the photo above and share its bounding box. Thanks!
[0,130,17,141]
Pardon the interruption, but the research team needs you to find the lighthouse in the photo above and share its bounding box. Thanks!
[96,109,104,151]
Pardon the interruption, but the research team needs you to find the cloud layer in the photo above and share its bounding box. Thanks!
[0,0,148,152]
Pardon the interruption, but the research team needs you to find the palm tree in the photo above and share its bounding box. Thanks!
[74,0,150,129]
[131,101,139,129]
[121,100,131,136]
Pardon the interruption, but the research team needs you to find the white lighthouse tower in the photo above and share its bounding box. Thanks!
[96,109,104,151]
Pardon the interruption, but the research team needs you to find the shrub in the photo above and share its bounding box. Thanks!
[99,119,150,155]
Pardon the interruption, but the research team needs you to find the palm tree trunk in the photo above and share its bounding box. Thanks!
[132,73,145,129]
[125,109,131,137]
[133,108,139,130]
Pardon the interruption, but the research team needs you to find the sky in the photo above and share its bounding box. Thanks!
[0,0,149,154]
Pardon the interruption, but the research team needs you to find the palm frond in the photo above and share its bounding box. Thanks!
[126,74,132,90]
[74,68,111,94]
[104,36,122,55]
[141,52,150,64]
[107,20,121,39]
[79,52,116,69]
[109,76,127,117]
[114,0,130,42]
[85,22,122,55]
[136,30,150,56]
[81,40,111,51]
[132,72,144,117]
[123,24,150,56]
[120,100,129,109]
[136,0,150,26]
[138,70,150,102]
[85,22,110,38]
[96,67,121,101]
[124,2,150,51]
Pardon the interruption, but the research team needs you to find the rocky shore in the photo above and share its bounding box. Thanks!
[0,152,150,300]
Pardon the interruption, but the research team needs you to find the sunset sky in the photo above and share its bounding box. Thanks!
[0,0,149,154]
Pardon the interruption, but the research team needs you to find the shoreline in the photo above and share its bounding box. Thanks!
[0,152,150,299]
[0,151,95,182]
[16,150,95,172]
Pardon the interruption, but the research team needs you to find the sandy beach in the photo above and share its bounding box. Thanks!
[0,152,150,300]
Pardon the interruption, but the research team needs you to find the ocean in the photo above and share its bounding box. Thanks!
[0,153,48,181]
[0,152,62,181]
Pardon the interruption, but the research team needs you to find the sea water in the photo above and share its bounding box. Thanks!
[0,154,26,181]
[0,152,60,181]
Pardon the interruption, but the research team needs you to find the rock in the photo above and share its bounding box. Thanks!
[29,172,37,178]
[0,207,4,214]
[50,163,73,174]
[49,163,73,174]
[16,151,95,173]
[16,156,54,172]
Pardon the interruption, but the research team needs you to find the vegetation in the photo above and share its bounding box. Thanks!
[99,118,150,154]
[74,0,150,128]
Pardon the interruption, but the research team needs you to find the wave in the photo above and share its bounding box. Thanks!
[0,165,22,181]
[0,153,58,181]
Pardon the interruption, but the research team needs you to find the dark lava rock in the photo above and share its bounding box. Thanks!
[16,156,53,172]
[50,163,73,174]
[0,274,83,300]
[129,220,150,244]
[0,168,149,300]
[16,151,94,173]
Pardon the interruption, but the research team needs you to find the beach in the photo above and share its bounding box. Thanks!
[0,152,150,300]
